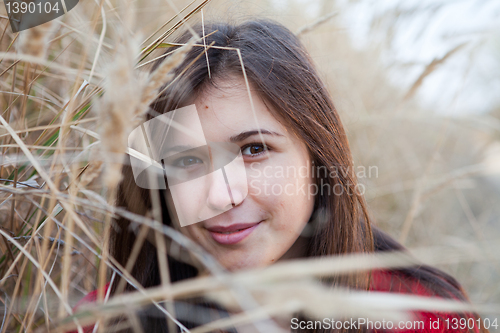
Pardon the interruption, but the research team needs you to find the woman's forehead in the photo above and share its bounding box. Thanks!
[192,80,287,141]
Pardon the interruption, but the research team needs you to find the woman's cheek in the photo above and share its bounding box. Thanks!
[246,161,266,197]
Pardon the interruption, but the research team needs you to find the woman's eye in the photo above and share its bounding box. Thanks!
[241,143,268,157]
[174,156,203,168]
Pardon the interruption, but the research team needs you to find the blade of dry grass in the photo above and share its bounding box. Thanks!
[0,229,84,332]
[404,43,467,100]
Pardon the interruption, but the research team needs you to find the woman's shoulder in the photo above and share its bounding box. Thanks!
[67,283,110,333]
[73,282,110,309]
[71,272,480,333]
[370,268,446,296]
[370,268,480,333]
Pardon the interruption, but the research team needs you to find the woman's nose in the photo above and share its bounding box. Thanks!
[205,168,246,211]
[205,170,233,211]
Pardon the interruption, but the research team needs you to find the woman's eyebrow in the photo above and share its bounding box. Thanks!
[229,129,283,143]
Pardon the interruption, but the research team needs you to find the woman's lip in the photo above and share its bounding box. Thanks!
[206,222,260,233]
[207,222,261,245]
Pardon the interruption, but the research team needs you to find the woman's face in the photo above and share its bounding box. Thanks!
[165,78,315,271]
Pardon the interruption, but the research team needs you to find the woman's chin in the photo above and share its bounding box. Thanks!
[218,256,268,272]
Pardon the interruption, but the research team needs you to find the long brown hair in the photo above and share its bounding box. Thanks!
[110,19,481,333]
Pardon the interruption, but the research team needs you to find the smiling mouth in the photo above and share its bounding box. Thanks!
[206,222,262,245]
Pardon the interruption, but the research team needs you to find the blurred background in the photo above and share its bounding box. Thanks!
[0,0,499,331]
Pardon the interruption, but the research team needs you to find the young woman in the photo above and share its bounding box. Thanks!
[79,19,486,333]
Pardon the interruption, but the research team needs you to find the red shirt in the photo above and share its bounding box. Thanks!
[368,269,479,333]
[70,269,480,333]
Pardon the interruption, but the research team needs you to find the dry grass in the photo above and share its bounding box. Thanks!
[0,0,499,332]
